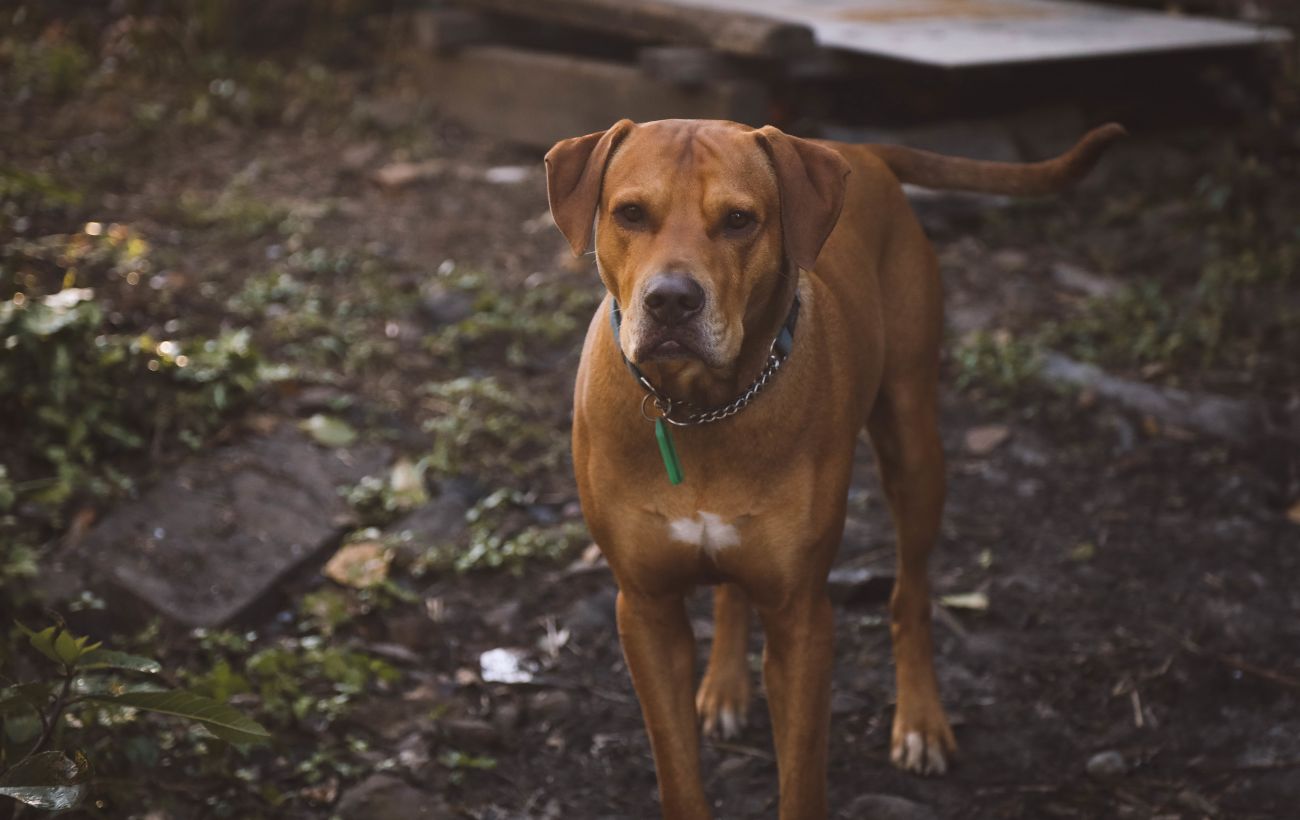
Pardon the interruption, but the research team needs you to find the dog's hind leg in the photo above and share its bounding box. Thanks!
[867,383,957,776]
[696,583,752,739]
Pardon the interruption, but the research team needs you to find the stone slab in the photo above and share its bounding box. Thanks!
[665,0,1291,68]
[79,427,389,627]
[418,45,767,149]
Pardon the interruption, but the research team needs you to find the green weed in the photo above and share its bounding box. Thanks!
[421,376,566,482]
[2,34,94,101]
[412,488,586,575]
[0,287,264,520]
[950,330,1042,401]
[0,615,268,814]
[426,269,601,368]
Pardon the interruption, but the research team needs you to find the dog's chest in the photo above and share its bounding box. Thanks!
[665,511,741,557]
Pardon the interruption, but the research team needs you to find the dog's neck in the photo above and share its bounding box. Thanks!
[638,266,799,410]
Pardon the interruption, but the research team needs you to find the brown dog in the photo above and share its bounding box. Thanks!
[546,119,1122,818]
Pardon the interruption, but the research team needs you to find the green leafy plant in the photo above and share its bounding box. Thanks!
[2,33,94,101]
[425,269,600,368]
[0,287,265,519]
[0,616,270,812]
[422,377,564,480]
[409,488,586,575]
[950,330,1042,402]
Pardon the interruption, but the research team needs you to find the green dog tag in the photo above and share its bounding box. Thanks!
[654,418,684,485]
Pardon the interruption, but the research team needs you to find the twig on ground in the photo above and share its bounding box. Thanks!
[707,741,774,762]
[932,602,970,639]
[1154,625,1300,692]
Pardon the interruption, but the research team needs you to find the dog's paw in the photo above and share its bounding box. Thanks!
[695,673,750,740]
[890,708,956,776]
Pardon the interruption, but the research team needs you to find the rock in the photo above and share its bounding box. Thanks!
[482,600,524,634]
[78,428,388,627]
[1040,352,1260,443]
[439,717,500,748]
[419,283,475,329]
[351,94,421,131]
[1050,261,1120,298]
[563,588,617,638]
[395,731,432,771]
[492,699,523,734]
[839,794,939,820]
[527,689,574,722]
[348,697,436,742]
[386,493,470,559]
[290,384,351,414]
[385,612,440,653]
[715,755,752,779]
[1174,789,1219,815]
[830,690,867,716]
[1086,749,1128,778]
[826,566,895,606]
[991,248,1029,273]
[965,424,1011,455]
[336,774,451,820]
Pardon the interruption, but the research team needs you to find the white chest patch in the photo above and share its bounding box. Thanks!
[667,511,740,556]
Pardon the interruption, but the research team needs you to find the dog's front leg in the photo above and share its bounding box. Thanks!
[616,589,711,819]
[758,590,835,820]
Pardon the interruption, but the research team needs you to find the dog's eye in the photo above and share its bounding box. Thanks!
[617,204,645,224]
[725,210,754,231]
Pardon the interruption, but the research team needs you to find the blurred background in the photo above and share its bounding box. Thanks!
[1,1,1298,818]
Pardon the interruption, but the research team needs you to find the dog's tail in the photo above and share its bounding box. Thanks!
[867,123,1126,196]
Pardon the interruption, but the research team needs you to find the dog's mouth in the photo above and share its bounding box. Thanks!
[634,330,705,364]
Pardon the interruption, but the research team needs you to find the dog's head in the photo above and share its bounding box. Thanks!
[546,119,849,371]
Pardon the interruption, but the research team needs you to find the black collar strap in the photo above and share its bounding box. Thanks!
[608,284,801,427]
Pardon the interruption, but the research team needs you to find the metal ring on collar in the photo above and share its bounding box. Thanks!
[640,393,672,422]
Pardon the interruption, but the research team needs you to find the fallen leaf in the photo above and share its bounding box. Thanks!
[482,165,530,185]
[1070,541,1097,562]
[369,159,445,188]
[300,414,356,448]
[389,458,428,510]
[965,424,1010,455]
[939,591,989,611]
[1288,499,1300,525]
[299,777,339,805]
[323,541,390,588]
[242,413,281,435]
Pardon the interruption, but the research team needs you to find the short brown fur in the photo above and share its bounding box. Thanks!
[546,118,1121,819]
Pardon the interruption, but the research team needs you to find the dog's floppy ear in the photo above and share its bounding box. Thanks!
[755,126,851,273]
[545,119,635,257]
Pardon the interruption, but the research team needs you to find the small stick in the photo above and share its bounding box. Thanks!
[708,741,775,762]
[1156,626,1300,692]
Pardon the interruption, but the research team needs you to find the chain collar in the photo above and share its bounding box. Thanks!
[609,284,800,428]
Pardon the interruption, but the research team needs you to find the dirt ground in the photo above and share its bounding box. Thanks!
[4,11,1300,820]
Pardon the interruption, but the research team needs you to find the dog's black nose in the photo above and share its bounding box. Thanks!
[644,274,704,326]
